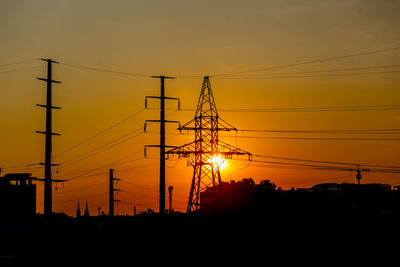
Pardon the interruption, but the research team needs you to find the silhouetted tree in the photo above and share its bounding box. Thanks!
[259,179,277,192]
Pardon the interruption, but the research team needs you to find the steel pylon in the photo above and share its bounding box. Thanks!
[166,76,251,212]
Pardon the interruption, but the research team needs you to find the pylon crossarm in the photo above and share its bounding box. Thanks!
[178,118,195,131]
[165,141,197,157]
[217,140,252,160]
[218,117,237,131]
[178,127,235,131]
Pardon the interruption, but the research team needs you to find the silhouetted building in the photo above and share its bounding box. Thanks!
[76,201,81,218]
[0,173,36,232]
[84,201,89,217]
[200,179,400,218]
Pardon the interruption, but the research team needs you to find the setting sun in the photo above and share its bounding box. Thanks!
[209,155,228,170]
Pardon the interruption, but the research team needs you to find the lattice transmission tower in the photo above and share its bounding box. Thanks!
[166,76,252,212]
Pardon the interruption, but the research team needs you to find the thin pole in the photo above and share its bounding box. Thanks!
[44,60,53,216]
[147,75,177,215]
[160,76,166,215]
[109,168,114,216]
[37,58,61,216]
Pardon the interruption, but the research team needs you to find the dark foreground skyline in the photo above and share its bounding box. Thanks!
[2,176,400,264]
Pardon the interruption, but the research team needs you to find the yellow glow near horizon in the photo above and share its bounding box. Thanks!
[209,155,228,170]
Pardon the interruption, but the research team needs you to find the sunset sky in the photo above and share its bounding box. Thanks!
[1,0,399,216]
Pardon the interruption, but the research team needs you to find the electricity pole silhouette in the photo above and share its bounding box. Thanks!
[109,168,120,216]
[36,58,61,216]
[144,76,180,214]
[351,164,370,185]
[166,76,252,212]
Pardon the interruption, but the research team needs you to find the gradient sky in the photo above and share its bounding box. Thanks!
[1,0,400,216]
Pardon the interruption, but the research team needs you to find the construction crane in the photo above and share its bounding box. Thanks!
[313,164,400,185]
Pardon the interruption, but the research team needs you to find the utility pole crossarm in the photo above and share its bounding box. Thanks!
[145,96,180,109]
[145,120,180,131]
[36,104,61,109]
[36,131,61,136]
[39,58,59,64]
[37,77,61,84]
[150,75,175,79]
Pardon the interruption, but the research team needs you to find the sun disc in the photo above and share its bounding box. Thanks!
[209,155,228,170]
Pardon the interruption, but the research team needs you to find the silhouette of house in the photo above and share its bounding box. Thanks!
[0,173,36,232]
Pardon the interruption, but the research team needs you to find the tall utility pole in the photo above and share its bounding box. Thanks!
[109,168,120,216]
[36,58,61,216]
[144,75,180,215]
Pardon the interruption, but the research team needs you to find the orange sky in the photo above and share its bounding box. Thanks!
[1,0,400,216]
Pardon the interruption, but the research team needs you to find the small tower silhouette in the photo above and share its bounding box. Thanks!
[84,201,90,217]
[76,201,81,218]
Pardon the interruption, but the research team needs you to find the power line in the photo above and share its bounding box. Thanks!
[120,190,158,200]
[53,192,107,204]
[120,179,158,192]
[0,65,41,75]
[213,46,400,77]
[174,132,400,141]
[54,181,107,194]
[120,189,187,205]
[63,161,159,181]
[219,107,400,112]
[60,129,144,168]
[224,135,400,141]
[54,108,145,158]
[0,59,37,67]
[237,129,400,134]
[216,64,400,77]
[120,179,187,199]
[246,159,400,173]
[59,62,150,77]
[117,162,159,173]
[254,154,400,170]
[54,153,145,179]
[164,104,400,113]
[214,70,400,79]
[2,163,40,170]
[56,110,176,168]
